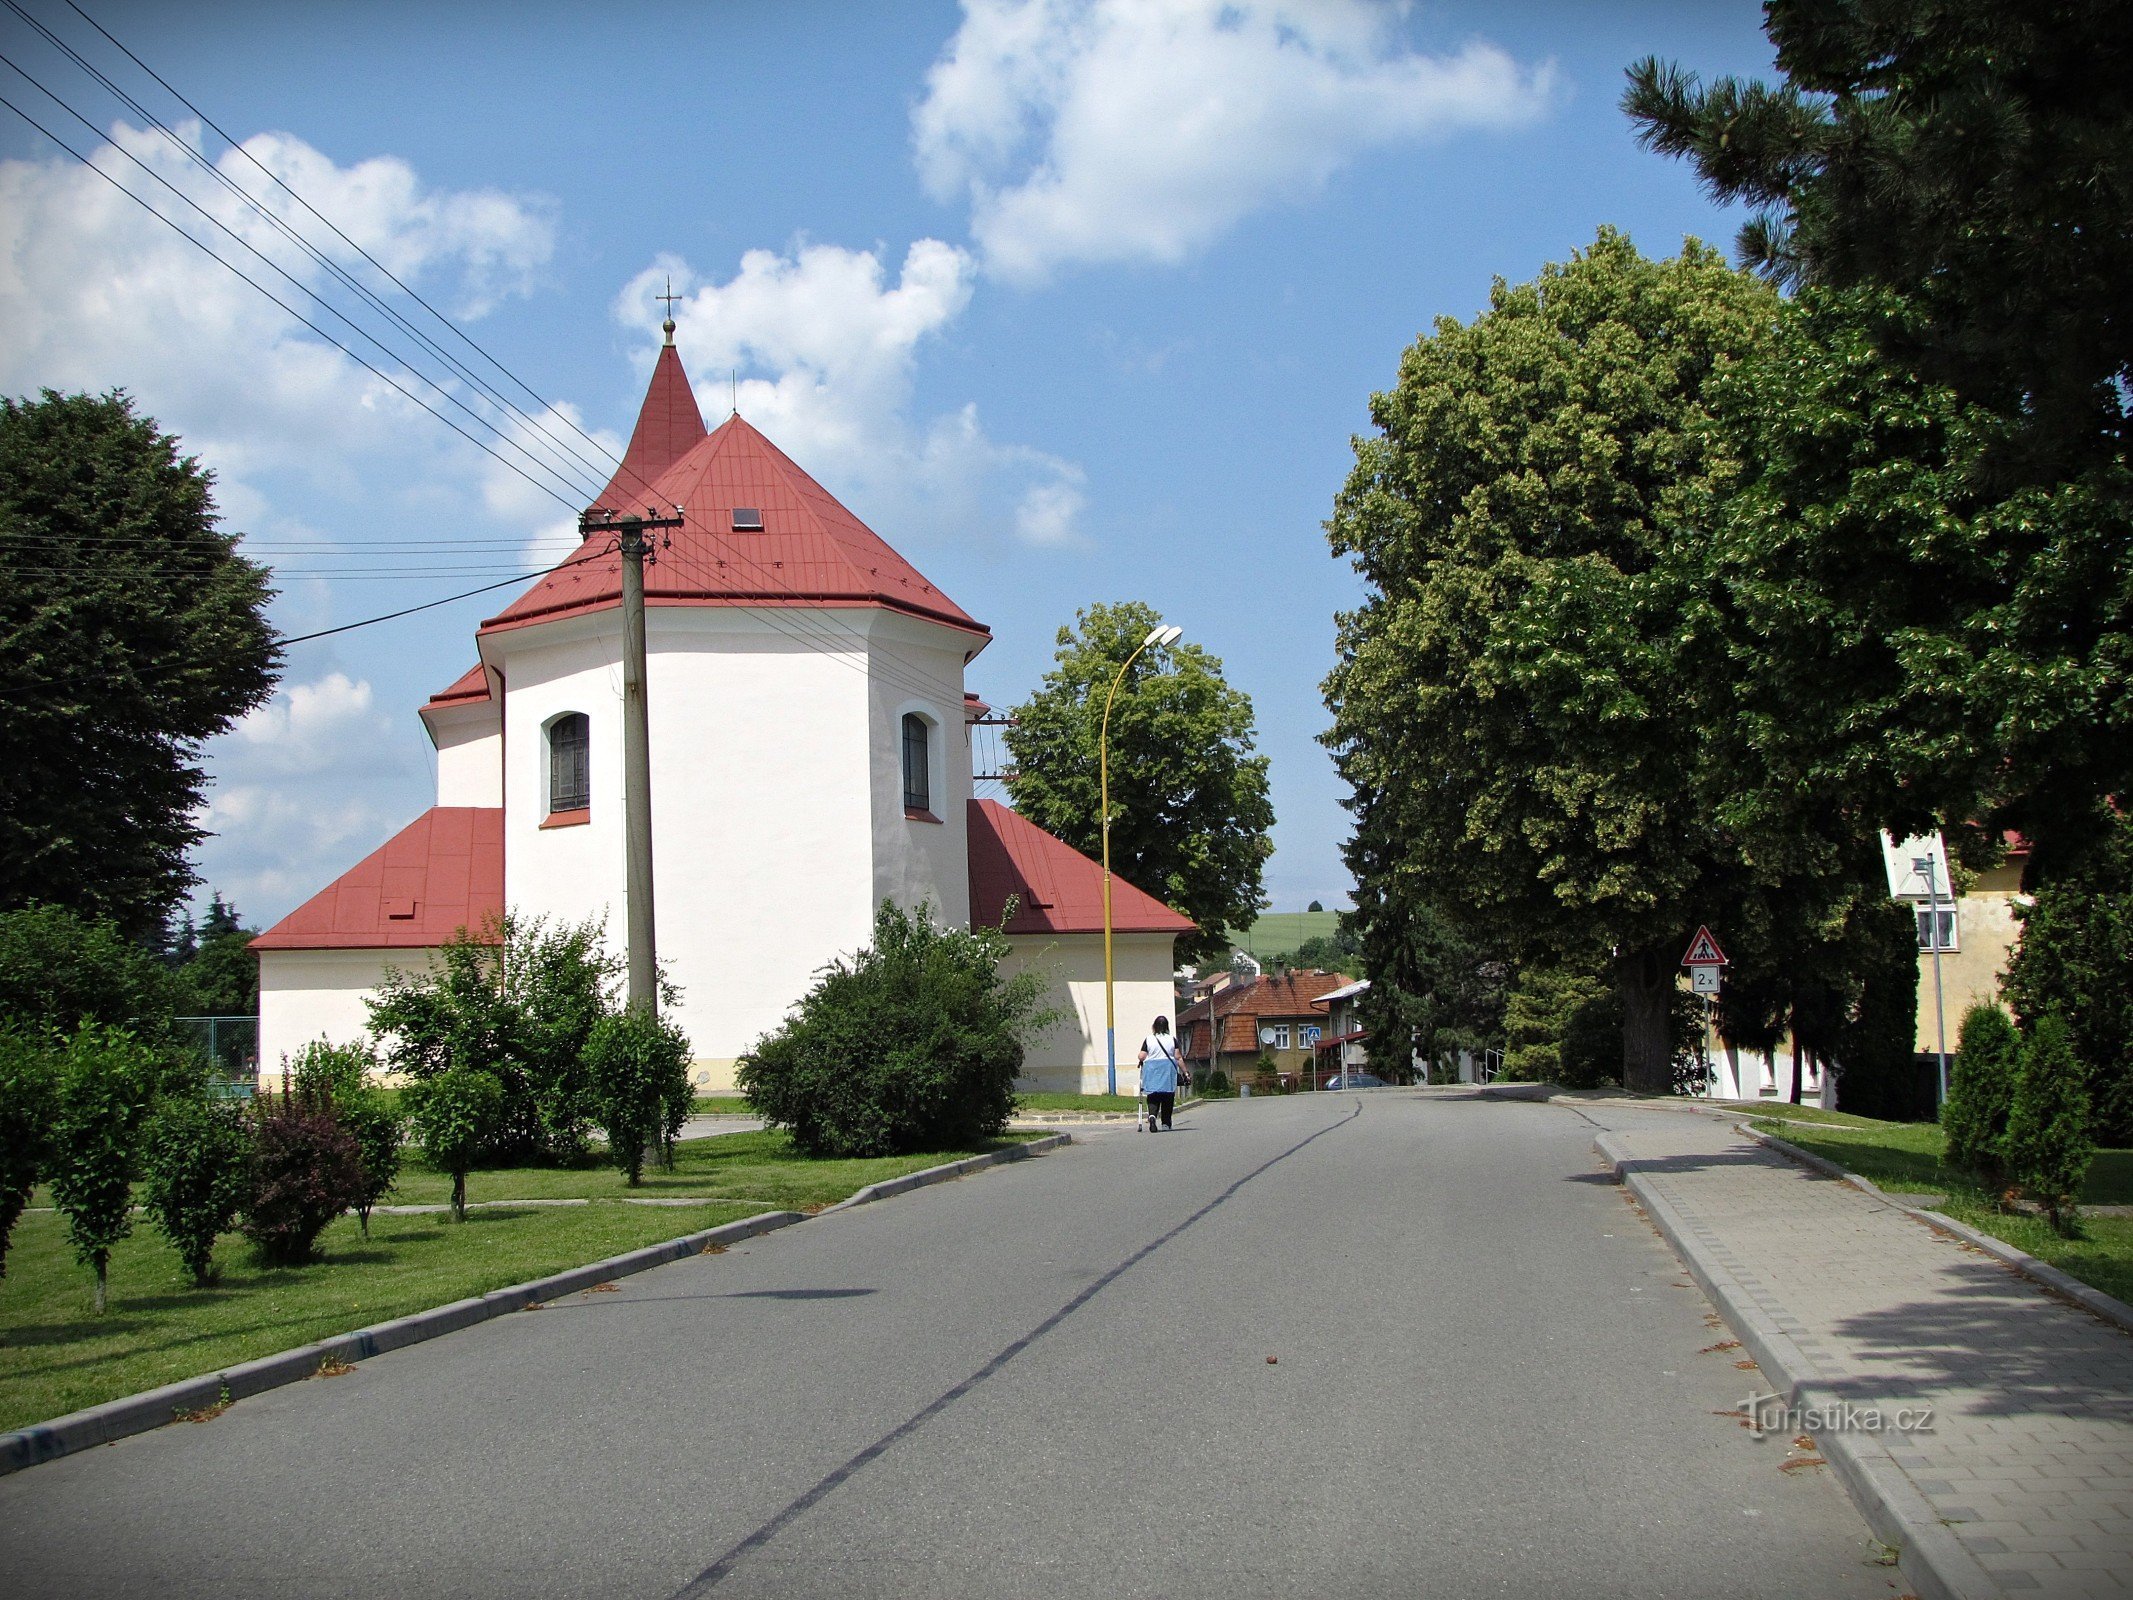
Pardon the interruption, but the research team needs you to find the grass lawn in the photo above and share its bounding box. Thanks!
[1750,1115,2133,1305]
[689,1095,754,1115]
[385,1130,1020,1211]
[1013,1093,1143,1113]
[0,1201,760,1434]
[1,1129,1026,1434]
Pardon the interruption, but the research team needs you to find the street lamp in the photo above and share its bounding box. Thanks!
[1917,853,1951,1107]
[1102,622,1183,1095]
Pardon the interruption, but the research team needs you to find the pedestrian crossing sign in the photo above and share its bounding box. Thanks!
[1682,926,1728,967]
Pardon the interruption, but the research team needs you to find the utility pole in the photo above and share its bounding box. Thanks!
[579,504,683,1014]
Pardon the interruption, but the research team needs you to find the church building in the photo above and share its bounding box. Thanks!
[251,325,1190,1093]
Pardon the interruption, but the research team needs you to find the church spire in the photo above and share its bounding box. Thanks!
[592,294,706,512]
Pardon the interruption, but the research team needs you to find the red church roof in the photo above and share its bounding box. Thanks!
[426,663,490,708]
[481,348,986,642]
[251,808,503,950]
[591,341,705,513]
[966,798,1194,937]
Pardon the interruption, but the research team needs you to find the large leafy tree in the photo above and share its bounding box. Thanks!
[1005,601,1272,963]
[1623,0,2132,478]
[1323,230,1779,1091]
[1626,6,2133,876]
[0,391,278,939]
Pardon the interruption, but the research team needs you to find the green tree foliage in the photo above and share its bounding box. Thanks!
[405,1068,505,1222]
[0,1028,58,1279]
[584,1010,691,1186]
[48,1023,161,1312]
[1323,230,1780,1092]
[1348,885,1506,1083]
[241,1085,365,1264]
[1005,601,1272,963]
[171,894,259,1016]
[1624,1,2132,477]
[0,391,278,939]
[0,902,183,1045]
[2004,810,2133,1145]
[2006,1014,2095,1235]
[1501,962,1612,1086]
[141,1094,253,1285]
[368,913,622,1162]
[288,1039,401,1235]
[740,901,1057,1158]
[1944,1003,2020,1199]
[1627,10,2133,876]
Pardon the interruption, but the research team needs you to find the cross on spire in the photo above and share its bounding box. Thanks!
[657,275,681,345]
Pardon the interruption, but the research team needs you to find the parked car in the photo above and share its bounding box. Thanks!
[1323,1072,1386,1090]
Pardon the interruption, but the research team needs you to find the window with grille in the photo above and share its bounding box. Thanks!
[548,713,590,813]
[901,713,931,813]
[1916,907,1958,952]
[1271,1024,1291,1050]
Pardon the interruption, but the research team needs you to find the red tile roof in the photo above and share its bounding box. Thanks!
[1176,970,1357,1061]
[251,808,503,950]
[591,341,706,514]
[426,663,490,707]
[966,799,1194,937]
[482,384,987,642]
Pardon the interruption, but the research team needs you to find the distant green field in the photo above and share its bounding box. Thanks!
[1230,910,1344,960]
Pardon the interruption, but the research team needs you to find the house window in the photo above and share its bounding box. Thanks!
[901,712,931,813]
[1916,907,1958,952]
[548,713,590,814]
[1270,1024,1291,1050]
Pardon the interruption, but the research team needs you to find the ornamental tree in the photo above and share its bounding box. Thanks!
[0,391,278,940]
[141,1093,253,1285]
[48,1023,161,1313]
[406,1068,504,1222]
[1323,230,1779,1092]
[2006,1014,2094,1235]
[0,1028,58,1279]
[1005,601,1272,964]
[584,1009,691,1186]
[1943,1003,2020,1199]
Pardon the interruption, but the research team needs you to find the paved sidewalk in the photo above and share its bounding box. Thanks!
[1588,1105,2133,1600]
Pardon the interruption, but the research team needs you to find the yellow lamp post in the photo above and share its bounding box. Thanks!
[1102,622,1182,1095]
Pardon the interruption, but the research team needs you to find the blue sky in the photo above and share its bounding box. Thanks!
[0,0,1778,926]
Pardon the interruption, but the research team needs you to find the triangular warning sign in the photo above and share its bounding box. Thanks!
[1682,925,1728,967]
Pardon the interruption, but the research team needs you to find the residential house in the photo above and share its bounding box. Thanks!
[1178,968,1355,1088]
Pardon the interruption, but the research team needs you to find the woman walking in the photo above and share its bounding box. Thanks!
[1139,1016,1182,1131]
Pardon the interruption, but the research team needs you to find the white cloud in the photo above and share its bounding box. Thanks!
[914,0,1555,282]
[192,674,414,917]
[616,242,1085,546]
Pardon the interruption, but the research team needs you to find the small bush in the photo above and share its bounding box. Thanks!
[406,1068,505,1220]
[1943,1003,2019,1199]
[1250,1055,1281,1096]
[1203,1069,1234,1098]
[2006,1014,2095,1236]
[242,1090,364,1265]
[585,1009,691,1185]
[142,1094,254,1284]
[338,1089,404,1238]
[740,901,1057,1158]
[0,1028,59,1280]
[289,1037,375,1103]
[48,1023,162,1313]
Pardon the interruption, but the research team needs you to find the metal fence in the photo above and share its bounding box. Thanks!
[173,1015,259,1096]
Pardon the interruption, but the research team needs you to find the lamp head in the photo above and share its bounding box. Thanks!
[1144,624,1183,649]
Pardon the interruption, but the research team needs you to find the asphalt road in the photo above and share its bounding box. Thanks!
[0,1091,1903,1599]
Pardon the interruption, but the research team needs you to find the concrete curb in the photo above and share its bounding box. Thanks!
[1593,1130,2003,1600]
[821,1132,1070,1213]
[1739,1122,2133,1338]
[0,1130,1079,1479]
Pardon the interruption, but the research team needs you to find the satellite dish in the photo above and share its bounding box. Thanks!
[1258,1027,1279,1046]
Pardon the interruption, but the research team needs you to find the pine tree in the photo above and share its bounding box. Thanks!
[1942,1003,2019,1200]
[2006,1015,2094,1235]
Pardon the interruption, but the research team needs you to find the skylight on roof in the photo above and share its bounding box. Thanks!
[731,507,763,531]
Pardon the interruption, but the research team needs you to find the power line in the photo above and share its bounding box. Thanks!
[276,549,613,645]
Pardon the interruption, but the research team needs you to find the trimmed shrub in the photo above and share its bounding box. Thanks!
[406,1068,505,1221]
[585,1009,691,1185]
[289,1037,375,1103]
[242,1089,364,1266]
[0,1028,59,1280]
[142,1094,253,1284]
[1943,1003,2020,1199]
[48,1023,161,1312]
[1250,1055,1281,1096]
[740,901,1057,1158]
[287,1039,400,1236]
[2006,1015,2095,1236]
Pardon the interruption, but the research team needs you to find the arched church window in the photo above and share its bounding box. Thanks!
[901,712,931,814]
[548,713,590,815]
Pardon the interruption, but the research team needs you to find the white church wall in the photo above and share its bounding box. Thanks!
[257,947,436,1084]
[426,703,502,808]
[1003,931,1178,1095]
[487,607,880,1087]
[866,613,974,928]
